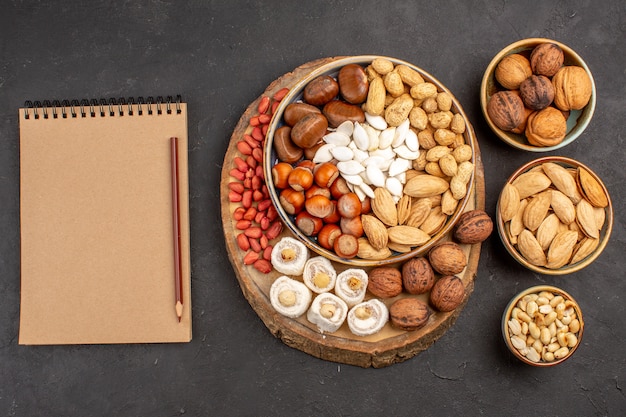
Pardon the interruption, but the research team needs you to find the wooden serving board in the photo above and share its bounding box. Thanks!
[220,57,486,368]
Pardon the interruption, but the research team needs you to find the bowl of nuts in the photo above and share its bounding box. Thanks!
[502,285,584,366]
[264,55,477,266]
[480,38,596,151]
[496,156,613,275]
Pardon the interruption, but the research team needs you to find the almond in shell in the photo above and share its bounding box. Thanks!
[512,171,552,199]
[541,162,582,204]
[570,237,600,264]
[577,167,609,208]
[576,198,599,239]
[517,229,547,267]
[522,190,552,232]
[546,230,578,269]
[499,182,521,223]
[550,189,576,225]
[535,213,560,251]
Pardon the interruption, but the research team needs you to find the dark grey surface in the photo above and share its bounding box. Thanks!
[1,1,625,416]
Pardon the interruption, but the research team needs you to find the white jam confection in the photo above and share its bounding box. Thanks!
[269,276,312,319]
[270,236,309,276]
[334,268,369,307]
[302,256,337,294]
[307,293,348,333]
[347,299,389,337]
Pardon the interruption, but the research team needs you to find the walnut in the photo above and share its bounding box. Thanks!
[401,257,435,295]
[453,209,493,244]
[367,267,403,298]
[552,66,593,111]
[487,90,526,132]
[428,242,467,275]
[520,75,555,111]
[495,53,533,90]
[389,298,430,331]
[429,275,465,312]
[530,43,564,77]
[525,106,567,147]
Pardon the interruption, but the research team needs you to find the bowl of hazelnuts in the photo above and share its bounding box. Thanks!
[480,38,596,152]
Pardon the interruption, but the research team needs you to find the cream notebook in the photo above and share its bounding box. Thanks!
[19,97,192,344]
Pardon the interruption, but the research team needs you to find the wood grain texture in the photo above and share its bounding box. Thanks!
[220,57,485,368]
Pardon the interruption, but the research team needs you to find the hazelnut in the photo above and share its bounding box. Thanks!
[428,241,467,275]
[401,257,435,295]
[487,90,525,131]
[530,43,564,77]
[520,75,555,111]
[367,267,403,298]
[429,275,465,312]
[552,66,593,111]
[389,298,430,331]
[525,106,567,147]
[453,209,493,244]
[495,53,533,90]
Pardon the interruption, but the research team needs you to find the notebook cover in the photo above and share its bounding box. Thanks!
[18,101,192,344]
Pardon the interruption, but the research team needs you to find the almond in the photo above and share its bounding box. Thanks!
[396,194,412,225]
[577,167,609,208]
[522,190,552,232]
[517,229,547,267]
[542,162,582,204]
[535,213,560,251]
[403,174,450,198]
[356,237,393,260]
[361,214,389,250]
[550,189,576,225]
[405,197,431,228]
[512,171,552,199]
[546,230,578,269]
[570,237,599,264]
[371,187,398,226]
[387,225,431,246]
[576,198,599,239]
[499,182,521,222]
[419,206,447,235]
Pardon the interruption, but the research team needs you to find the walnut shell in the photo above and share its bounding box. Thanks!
[389,298,430,331]
[530,43,564,77]
[520,75,555,111]
[525,106,567,147]
[552,66,593,111]
[429,275,465,312]
[367,267,403,298]
[453,209,494,244]
[428,242,467,275]
[487,90,525,132]
[401,257,435,295]
[495,53,533,90]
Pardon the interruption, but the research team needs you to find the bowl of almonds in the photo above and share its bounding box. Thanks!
[496,156,613,274]
[263,55,477,266]
[481,38,596,151]
[502,285,584,366]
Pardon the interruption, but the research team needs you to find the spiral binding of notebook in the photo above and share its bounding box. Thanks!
[23,95,183,119]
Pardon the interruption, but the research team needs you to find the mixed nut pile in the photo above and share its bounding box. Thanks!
[270,58,475,260]
[487,42,593,147]
[268,210,493,336]
[499,161,608,269]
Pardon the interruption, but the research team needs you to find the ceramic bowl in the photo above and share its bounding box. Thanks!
[264,55,477,266]
[480,38,596,152]
[502,285,584,366]
[496,156,612,275]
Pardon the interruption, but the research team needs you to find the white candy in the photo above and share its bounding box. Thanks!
[307,293,348,333]
[405,128,419,152]
[271,236,309,276]
[335,120,354,137]
[270,276,312,319]
[364,112,388,130]
[378,126,396,149]
[352,122,369,151]
[347,299,389,337]
[334,269,369,307]
[337,160,365,176]
[302,256,337,294]
[393,145,419,160]
[392,119,410,147]
[366,164,386,187]
[330,146,354,162]
[323,131,351,146]
[312,143,335,163]
[388,157,411,177]
[386,176,403,197]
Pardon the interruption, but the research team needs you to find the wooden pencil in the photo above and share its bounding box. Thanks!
[170,136,183,322]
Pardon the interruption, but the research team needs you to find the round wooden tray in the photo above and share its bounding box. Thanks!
[220,57,486,368]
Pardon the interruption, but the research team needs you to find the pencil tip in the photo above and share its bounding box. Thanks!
[176,300,183,322]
